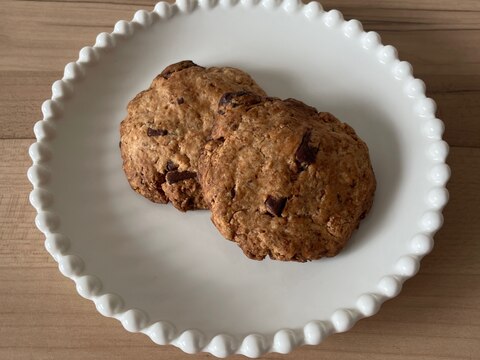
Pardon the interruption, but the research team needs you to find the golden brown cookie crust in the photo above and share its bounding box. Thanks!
[198,93,376,261]
[120,61,266,211]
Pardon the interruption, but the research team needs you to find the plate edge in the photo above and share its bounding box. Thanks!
[27,0,451,357]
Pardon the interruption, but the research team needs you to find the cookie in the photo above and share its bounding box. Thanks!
[120,61,266,211]
[198,92,376,262]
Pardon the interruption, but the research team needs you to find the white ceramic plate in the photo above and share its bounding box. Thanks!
[28,0,450,357]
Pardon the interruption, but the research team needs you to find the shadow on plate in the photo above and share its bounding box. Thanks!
[327,97,404,256]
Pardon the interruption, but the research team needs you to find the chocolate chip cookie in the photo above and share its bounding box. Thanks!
[120,61,266,211]
[198,92,376,261]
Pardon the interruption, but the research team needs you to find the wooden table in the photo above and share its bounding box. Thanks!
[1,1,479,359]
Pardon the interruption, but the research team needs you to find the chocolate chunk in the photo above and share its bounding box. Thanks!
[147,128,168,137]
[160,60,201,79]
[219,91,249,106]
[265,195,287,217]
[166,170,196,184]
[184,197,194,210]
[155,173,166,190]
[359,210,367,220]
[218,91,262,110]
[295,130,318,169]
[176,97,184,105]
[230,187,236,199]
[166,160,178,172]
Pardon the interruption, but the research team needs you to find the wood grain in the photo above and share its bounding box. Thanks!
[1,1,479,359]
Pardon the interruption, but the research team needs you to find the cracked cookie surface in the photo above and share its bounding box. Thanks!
[120,61,266,211]
[198,93,376,261]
